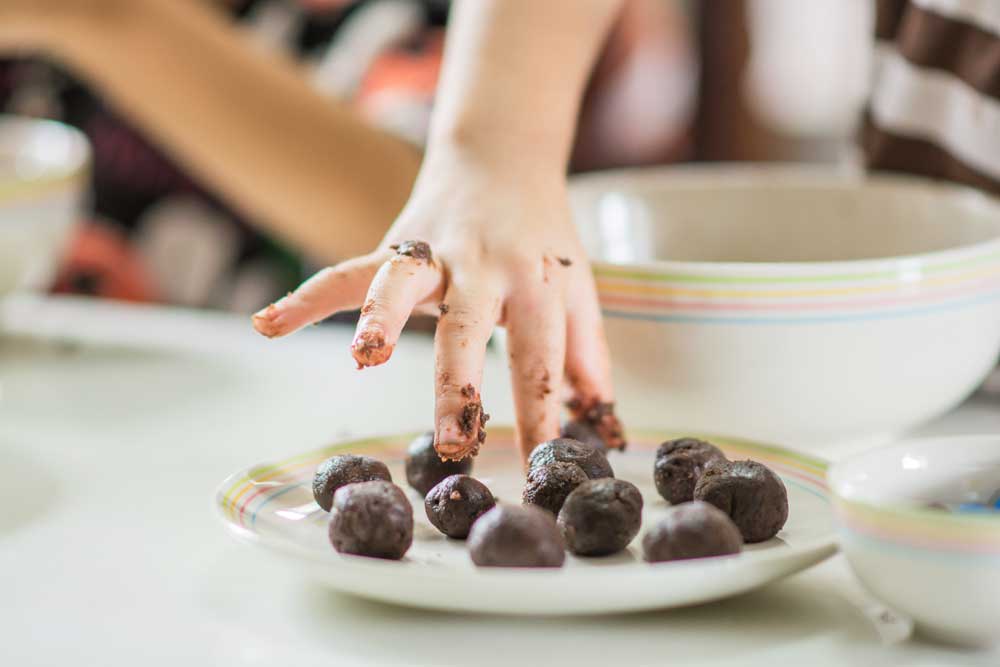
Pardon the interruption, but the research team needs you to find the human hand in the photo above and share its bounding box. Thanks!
[252,148,624,461]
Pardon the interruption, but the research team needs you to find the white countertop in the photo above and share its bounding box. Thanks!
[2,295,997,667]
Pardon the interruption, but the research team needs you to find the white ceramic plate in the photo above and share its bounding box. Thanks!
[215,428,837,615]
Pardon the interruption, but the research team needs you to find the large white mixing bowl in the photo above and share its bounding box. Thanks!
[0,115,89,297]
[570,166,1000,450]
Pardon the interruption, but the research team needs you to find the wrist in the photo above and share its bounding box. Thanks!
[424,125,568,186]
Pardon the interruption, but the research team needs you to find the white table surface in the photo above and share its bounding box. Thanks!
[2,295,997,667]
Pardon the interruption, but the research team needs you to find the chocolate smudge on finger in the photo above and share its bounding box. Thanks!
[437,384,490,461]
[390,240,433,262]
[566,398,627,451]
[351,329,392,369]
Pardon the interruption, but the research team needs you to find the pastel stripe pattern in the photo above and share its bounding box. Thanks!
[593,246,1000,325]
[216,428,830,531]
[832,497,1000,558]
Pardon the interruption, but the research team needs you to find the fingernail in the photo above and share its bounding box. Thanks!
[436,414,463,443]
[252,303,283,337]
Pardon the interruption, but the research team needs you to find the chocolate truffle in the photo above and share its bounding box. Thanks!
[527,438,614,480]
[312,454,392,512]
[328,481,413,559]
[522,462,589,516]
[653,438,728,505]
[558,478,643,556]
[694,459,789,543]
[424,474,496,539]
[468,505,565,568]
[642,501,743,562]
[404,431,472,496]
[560,419,608,453]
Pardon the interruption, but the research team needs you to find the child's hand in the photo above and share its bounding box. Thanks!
[252,149,623,460]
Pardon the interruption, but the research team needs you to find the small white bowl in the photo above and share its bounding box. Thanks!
[0,115,90,297]
[570,165,1000,450]
[828,435,1000,647]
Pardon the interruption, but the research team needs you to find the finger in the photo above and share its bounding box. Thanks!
[505,284,567,462]
[251,252,386,338]
[352,240,443,368]
[564,262,627,450]
[433,276,502,461]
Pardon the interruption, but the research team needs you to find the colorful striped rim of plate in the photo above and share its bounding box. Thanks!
[831,497,1000,558]
[215,427,830,531]
[592,246,1000,325]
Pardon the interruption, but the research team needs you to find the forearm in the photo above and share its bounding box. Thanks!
[427,0,624,176]
[46,0,421,261]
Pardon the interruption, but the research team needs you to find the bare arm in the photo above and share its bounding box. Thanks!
[427,0,624,175]
[0,0,421,261]
[255,0,627,459]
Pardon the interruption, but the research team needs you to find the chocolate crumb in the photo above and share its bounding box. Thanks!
[392,240,432,261]
[438,303,450,315]
[557,257,572,266]
[461,384,475,398]
[460,403,480,435]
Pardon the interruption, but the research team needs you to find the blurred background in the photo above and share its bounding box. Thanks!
[0,0,872,313]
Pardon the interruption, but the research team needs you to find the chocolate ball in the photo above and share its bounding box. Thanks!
[313,454,392,512]
[424,474,496,539]
[653,438,728,505]
[468,505,565,568]
[560,419,608,453]
[694,459,789,543]
[558,478,643,556]
[328,481,413,559]
[404,431,472,496]
[522,462,589,516]
[642,501,743,562]
[655,437,727,465]
[527,438,614,480]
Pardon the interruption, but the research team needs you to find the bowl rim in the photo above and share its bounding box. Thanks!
[569,164,1000,280]
[827,434,1000,530]
[0,114,91,206]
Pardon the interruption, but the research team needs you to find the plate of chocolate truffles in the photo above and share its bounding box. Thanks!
[215,426,837,615]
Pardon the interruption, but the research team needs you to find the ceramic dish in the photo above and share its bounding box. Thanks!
[216,427,836,615]
[569,166,1000,450]
[0,115,89,297]
[829,435,1000,647]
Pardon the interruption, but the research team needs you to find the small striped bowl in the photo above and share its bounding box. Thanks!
[828,435,1000,647]
[570,166,1000,449]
